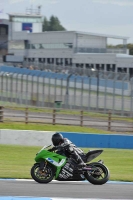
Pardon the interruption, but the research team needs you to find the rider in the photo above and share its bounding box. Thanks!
[50,132,86,167]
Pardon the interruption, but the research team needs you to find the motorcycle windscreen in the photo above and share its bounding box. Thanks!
[86,150,103,162]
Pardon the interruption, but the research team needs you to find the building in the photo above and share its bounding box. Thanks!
[0,19,9,55]
[1,10,133,75]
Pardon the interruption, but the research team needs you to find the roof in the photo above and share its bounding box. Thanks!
[30,30,129,40]
[76,31,129,40]
[0,19,9,25]
[116,54,133,58]
[7,13,43,17]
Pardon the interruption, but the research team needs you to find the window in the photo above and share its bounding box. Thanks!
[0,27,6,35]
[64,43,73,48]
[12,17,42,23]
[40,44,45,49]
[34,44,41,49]
[30,43,73,49]
[25,43,30,49]
[9,40,25,50]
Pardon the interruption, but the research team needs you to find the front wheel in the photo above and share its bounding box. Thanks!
[31,163,54,183]
[85,162,110,185]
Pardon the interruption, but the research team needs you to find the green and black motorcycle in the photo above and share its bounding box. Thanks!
[31,145,110,185]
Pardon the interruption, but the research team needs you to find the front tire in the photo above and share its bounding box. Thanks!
[85,162,110,185]
[31,163,54,183]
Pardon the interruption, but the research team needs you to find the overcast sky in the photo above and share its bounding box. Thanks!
[0,0,133,44]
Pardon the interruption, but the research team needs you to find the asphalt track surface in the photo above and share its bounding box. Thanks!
[0,180,133,199]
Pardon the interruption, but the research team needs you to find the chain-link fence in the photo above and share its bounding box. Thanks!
[22,61,130,81]
[0,65,132,116]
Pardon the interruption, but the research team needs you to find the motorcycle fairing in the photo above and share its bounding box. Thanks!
[45,158,66,167]
[35,149,67,179]
[85,150,103,162]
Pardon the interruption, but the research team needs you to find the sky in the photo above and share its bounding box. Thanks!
[0,0,133,44]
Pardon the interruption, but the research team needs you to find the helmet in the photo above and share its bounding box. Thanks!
[52,132,64,146]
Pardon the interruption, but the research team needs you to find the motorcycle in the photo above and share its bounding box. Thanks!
[30,145,110,185]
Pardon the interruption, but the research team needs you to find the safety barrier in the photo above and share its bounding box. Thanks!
[0,66,131,114]
[0,130,133,149]
[0,66,129,90]
[61,132,133,149]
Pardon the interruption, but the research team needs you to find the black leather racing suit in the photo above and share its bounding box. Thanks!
[54,138,85,165]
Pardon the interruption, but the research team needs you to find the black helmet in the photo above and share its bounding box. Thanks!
[52,132,64,146]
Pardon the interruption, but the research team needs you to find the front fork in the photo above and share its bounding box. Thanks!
[39,160,47,171]
[39,161,57,177]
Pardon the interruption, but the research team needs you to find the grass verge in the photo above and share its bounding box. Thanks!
[0,145,133,182]
[0,122,111,133]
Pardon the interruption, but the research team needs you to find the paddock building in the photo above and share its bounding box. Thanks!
[0,10,133,76]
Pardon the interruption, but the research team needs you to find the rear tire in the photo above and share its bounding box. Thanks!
[85,162,110,185]
[31,163,54,184]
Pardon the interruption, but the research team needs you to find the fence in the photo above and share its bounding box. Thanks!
[0,106,133,133]
[23,61,129,81]
[0,66,132,116]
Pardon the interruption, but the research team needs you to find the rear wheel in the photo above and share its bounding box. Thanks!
[31,163,54,183]
[85,162,110,185]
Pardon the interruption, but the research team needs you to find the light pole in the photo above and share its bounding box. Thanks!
[97,69,99,103]
[88,67,95,110]
[88,67,99,110]
[96,66,101,110]
[65,73,73,108]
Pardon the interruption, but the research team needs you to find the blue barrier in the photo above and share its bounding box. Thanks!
[60,132,133,149]
[0,66,129,90]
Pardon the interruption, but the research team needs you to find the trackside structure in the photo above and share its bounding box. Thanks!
[0,10,133,76]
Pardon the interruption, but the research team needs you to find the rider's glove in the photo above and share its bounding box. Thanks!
[49,147,57,152]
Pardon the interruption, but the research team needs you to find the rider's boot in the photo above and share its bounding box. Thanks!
[76,157,86,167]
[72,150,86,168]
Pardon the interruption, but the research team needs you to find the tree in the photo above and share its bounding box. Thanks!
[42,15,66,32]
[42,17,50,32]
[107,43,133,55]
[129,48,133,55]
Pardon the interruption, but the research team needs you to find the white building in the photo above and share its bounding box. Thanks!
[1,11,133,75]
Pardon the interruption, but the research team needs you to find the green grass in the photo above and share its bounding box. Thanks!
[0,122,111,133]
[0,120,132,182]
[0,145,133,182]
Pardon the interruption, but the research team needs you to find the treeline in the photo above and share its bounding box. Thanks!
[42,15,66,32]
[108,44,133,55]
